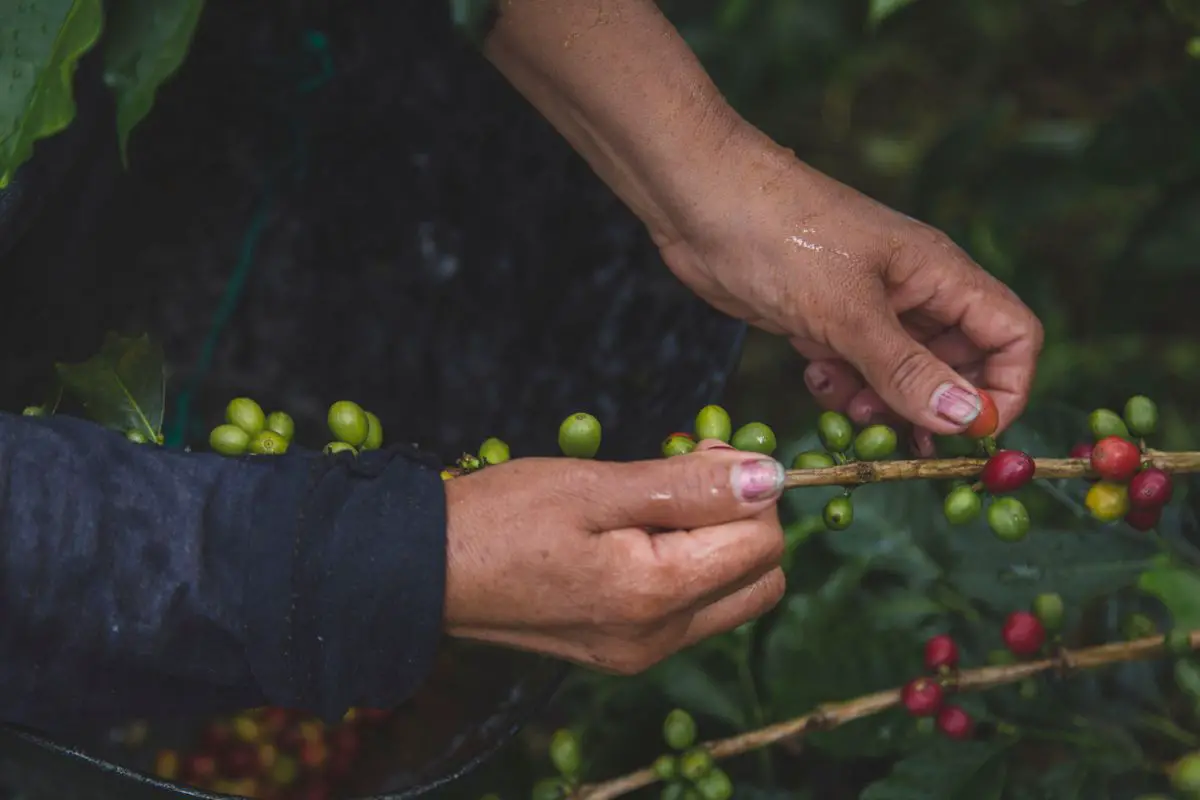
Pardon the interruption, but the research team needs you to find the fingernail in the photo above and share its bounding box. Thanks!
[931,383,981,426]
[804,364,832,394]
[732,458,786,503]
[709,443,737,450]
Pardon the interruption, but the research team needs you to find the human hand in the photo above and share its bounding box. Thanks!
[442,441,786,674]
[653,128,1044,445]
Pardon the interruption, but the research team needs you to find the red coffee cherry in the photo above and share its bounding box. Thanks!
[1090,436,1141,483]
[980,450,1035,494]
[965,389,999,439]
[924,634,959,672]
[1069,442,1094,461]
[936,705,974,740]
[901,677,944,717]
[1128,467,1173,509]
[1002,611,1046,657]
[1125,505,1162,532]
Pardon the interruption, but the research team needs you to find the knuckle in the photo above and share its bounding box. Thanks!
[886,347,933,395]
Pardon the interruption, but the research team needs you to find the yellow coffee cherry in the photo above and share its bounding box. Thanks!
[1086,480,1129,522]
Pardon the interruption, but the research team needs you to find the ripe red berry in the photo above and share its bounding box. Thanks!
[936,705,974,740]
[980,450,1035,494]
[182,753,218,783]
[965,389,999,439]
[1002,611,1046,657]
[924,634,959,671]
[1128,467,1173,509]
[1069,442,1093,461]
[1090,436,1141,482]
[900,677,944,717]
[1125,505,1162,531]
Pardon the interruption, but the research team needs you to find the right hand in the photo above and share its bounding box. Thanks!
[443,441,787,674]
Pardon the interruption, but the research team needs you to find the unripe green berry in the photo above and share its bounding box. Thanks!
[1032,593,1064,632]
[549,728,582,778]
[1172,752,1200,794]
[792,450,835,470]
[328,401,369,447]
[987,649,1017,666]
[1088,408,1129,441]
[652,754,678,781]
[933,433,976,458]
[987,497,1030,542]
[1167,628,1193,656]
[660,784,687,800]
[363,412,384,450]
[125,429,150,444]
[694,405,732,443]
[731,422,777,455]
[662,434,696,458]
[823,495,854,531]
[265,411,295,442]
[678,749,712,782]
[854,424,897,461]
[694,768,733,800]
[663,709,696,750]
[559,412,602,458]
[210,424,250,456]
[1123,395,1158,437]
[1122,613,1157,641]
[943,485,982,525]
[531,778,568,800]
[21,405,45,417]
[226,397,266,436]
[817,411,854,453]
[480,437,512,465]
[249,430,289,455]
[324,441,357,456]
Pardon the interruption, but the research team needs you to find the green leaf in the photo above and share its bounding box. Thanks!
[867,0,918,30]
[101,0,204,162]
[860,739,1013,799]
[54,332,166,438]
[1175,657,1200,703]
[0,0,104,188]
[1138,566,1200,628]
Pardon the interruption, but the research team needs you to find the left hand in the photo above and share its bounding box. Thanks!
[652,128,1044,443]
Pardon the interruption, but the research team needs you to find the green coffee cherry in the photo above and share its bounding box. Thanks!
[817,411,854,453]
[1123,395,1158,437]
[210,424,250,456]
[854,424,897,461]
[324,441,357,456]
[694,769,733,800]
[265,411,295,442]
[662,434,696,458]
[1167,628,1193,656]
[943,485,982,525]
[652,754,678,781]
[1122,613,1157,641]
[125,429,150,444]
[987,497,1030,542]
[1088,408,1129,441]
[559,412,602,458]
[21,405,45,417]
[549,728,582,778]
[226,397,266,436]
[660,784,687,800]
[1172,752,1200,794]
[823,496,854,531]
[1032,593,1064,632]
[249,430,289,455]
[663,709,696,750]
[678,749,713,782]
[363,412,384,450]
[328,401,369,447]
[480,437,512,465]
[933,433,976,458]
[792,450,835,470]
[694,405,733,443]
[731,422,777,455]
[531,778,568,800]
[988,649,1017,666]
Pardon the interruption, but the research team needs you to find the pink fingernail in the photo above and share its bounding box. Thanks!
[804,364,832,394]
[732,458,785,503]
[931,383,981,426]
[709,443,737,450]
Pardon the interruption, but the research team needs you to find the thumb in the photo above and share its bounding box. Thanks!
[828,307,982,435]
[580,448,785,532]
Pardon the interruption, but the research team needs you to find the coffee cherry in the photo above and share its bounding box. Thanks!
[1088,408,1130,441]
[559,412,602,458]
[1167,628,1193,656]
[854,424,898,461]
[1123,395,1158,437]
[1172,752,1200,794]
[663,709,696,750]
[980,450,1035,494]
[227,397,266,436]
[182,753,218,783]
[363,412,384,451]
[987,497,1030,542]
[1124,505,1161,531]
[660,785,686,800]
[328,401,369,447]
[817,411,854,453]
[210,423,251,455]
[943,485,982,525]
[823,495,854,531]
[731,422,777,455]
[680,749,714,782]
[1086,481,1130,522]
[933,434,977,458]
[695,768,733,800]
[965,389,999,439]
[694,405,733,443]
[1122,613,1158,641]
[1032,592,1064,632]
[1002,611,1046,656]
[154,749,180,780]
[652,754,678,781]
[1090,436,1140,482]
[126,429,150,444]
[1069,442,1093,461]
[265,411,294,442]
[22,405,45,417]
[1129,468,1172,509]
[936,705,974,740]
[324,441,356,456]
[924,634,959,671]
[900,677,943,717]
[792,450,835,470]
[662,433,696,458]
[549,729,582,777]
[250,430,289,455]
[480,437,511,465]
[532,777,569,800]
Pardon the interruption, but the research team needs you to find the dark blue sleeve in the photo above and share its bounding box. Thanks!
[0,412,447,736]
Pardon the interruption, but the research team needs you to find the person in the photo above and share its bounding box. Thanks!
[0,0,1041,739]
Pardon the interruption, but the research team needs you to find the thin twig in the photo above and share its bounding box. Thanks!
[572,632,1200,800]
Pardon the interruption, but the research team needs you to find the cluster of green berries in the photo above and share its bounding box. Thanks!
[1075,396,1171,530]
[207,398,384,458]
[658,405,778,458]
[650,710,732,800]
